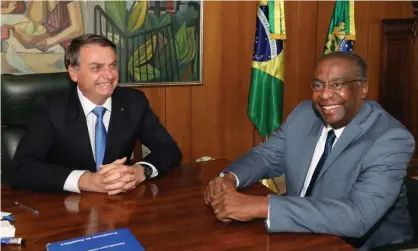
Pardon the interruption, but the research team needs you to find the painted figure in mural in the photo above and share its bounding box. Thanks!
[1,0,84,74]
[0,1,26,14]
[0,1,26,42]
[23,0,84,51]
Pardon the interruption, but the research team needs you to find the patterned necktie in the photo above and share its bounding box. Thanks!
[92,106,107,170]
[305,130,336,196]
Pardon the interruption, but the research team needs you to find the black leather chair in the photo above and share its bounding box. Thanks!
[407,177,418,243]
[1,72,74,184]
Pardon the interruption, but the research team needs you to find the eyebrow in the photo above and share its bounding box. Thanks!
[88,62,102,66]
[88,61,117,66]
[312,77,346,82]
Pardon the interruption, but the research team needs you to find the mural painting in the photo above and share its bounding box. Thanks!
[0,1,202,85]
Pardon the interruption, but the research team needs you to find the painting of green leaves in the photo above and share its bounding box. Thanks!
[95,1,202,85]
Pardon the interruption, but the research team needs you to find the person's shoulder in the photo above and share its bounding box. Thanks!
[277,101,319,133]
[113,86,146,99]
[293,100,314,112]
[286,100,317,122]
[28,86,75,124]
[39,84,75,107]
[364,100,413,138]
[366,101,407,129]
[112,87,149,108]
[361,101,415,161]
[113,86,144,95]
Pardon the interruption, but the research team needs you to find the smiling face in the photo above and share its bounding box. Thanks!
[312,58,368,129]
[68,44,119,105]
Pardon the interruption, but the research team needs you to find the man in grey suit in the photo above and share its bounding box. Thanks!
[204,52,415,250]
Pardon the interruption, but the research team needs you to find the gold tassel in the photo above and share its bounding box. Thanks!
[260,178,278,193]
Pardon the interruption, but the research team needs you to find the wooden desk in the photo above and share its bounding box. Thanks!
[1,160,353,251]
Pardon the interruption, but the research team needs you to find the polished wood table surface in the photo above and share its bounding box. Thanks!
[1,160,353,251]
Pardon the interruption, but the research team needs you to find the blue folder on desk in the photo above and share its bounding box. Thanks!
[46,228,144,251]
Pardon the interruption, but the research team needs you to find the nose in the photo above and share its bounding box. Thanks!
[101,67,115,81]
[319,85,334,100]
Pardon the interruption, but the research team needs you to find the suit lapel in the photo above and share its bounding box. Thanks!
[66,88,96,171]
[316,124,362,182]
[316,101,372,182]
[104,88,128,164]
[296,118,324,195]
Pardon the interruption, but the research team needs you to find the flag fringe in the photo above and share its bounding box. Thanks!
[269,34,286,40]
[260,178,278,194]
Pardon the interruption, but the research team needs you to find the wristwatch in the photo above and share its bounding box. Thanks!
[143,165,153,180]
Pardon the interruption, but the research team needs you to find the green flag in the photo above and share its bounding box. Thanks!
[249,0,286,194]
[324,0,356,55]
[248,0,286,138]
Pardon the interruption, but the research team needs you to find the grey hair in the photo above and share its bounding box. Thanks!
[320,51,367,80]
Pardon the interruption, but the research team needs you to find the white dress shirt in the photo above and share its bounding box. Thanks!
[63,87,158,193]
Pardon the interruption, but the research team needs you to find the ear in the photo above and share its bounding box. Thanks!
[360,81,368,100]
[68,66,78,83]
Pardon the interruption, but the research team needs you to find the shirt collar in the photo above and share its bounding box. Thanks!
[324,124,345,140]
[77,87,112,116]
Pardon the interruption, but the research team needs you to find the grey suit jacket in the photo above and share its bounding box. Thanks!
[224,100,415,250]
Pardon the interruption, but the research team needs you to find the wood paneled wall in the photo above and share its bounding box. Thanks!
[137,1,414,164]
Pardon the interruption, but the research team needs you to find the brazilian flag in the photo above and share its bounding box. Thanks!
[248,0,286,138]
[324,0,356,55]
[248,0,286,193]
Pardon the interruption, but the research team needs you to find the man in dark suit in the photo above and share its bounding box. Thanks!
[10,34,182,195]
[204,52,415,250]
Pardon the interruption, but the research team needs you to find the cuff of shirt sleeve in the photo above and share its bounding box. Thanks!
[135,161,158,178]
[265,194,271,229]
[64,195,81,213]
[219,172,240,187]
[64,170,87,193]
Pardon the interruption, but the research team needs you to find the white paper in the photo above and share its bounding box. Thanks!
[0,220,16,238]
[0,212,11,217]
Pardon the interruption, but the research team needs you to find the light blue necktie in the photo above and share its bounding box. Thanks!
[92,106,107,170]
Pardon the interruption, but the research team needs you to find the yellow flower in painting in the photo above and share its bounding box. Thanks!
[128,1,147,33]
[105,1,147,33]
[128,36,159,81]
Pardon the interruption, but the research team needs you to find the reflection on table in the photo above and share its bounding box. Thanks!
[1,160,354,251]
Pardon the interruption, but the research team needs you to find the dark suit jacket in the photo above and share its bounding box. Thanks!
[10,86,182,191]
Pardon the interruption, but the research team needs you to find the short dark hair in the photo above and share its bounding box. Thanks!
[64,34,116,69]
[320,52,367,80]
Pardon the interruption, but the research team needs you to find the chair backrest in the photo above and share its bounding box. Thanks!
[406,177,418,242]
[1,72,74,183]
